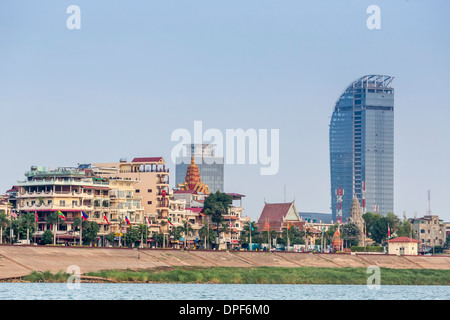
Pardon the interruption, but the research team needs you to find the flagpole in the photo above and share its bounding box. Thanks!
[249,221,252,251]
[80,214,83,246]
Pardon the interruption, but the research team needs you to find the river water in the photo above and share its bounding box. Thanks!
[0,283,448,300]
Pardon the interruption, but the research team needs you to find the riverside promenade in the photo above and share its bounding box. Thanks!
[1,245,449,280]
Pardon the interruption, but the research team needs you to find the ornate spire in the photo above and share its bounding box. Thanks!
[185,156,202,190]
[348,195,365,245]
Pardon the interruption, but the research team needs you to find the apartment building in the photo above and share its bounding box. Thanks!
[93,157,170,233]
[410,215,446,250]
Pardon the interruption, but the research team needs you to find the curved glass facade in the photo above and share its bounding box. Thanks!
[330,75,394,221]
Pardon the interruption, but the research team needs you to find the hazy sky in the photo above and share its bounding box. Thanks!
[1,1,449,222]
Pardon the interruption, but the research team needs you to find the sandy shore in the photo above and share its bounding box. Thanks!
[1,245,449,281]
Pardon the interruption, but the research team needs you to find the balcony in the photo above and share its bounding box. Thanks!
[18,202,90,212]
[17,190,95,199]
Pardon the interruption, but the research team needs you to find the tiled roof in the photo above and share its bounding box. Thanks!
[256,202,299,231]
[132,157,163,163]
[174,190,198,194]
[186,207,203,213]
[386,237,420,243]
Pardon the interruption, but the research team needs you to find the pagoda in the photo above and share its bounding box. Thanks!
[331,226,343,252]
[177,156,210,194]
[347,195,365,246]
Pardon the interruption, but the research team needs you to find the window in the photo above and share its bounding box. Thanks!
[60,200,66,207]
[148,189,152,193]
[136,189,140,193]
[147,201,152,205]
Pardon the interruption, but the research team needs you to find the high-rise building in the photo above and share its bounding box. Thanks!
[329,75,394,221]
[175,144,224,193]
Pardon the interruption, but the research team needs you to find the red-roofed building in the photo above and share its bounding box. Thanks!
[132,157,163,163]
[386,236,421,255]
[255,202,304,233]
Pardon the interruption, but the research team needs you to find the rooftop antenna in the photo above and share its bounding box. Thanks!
[426,190,432,216]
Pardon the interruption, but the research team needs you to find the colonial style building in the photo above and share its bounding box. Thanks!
[386,236,420,255]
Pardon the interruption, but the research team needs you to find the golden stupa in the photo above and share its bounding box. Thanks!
[177,156,210,194]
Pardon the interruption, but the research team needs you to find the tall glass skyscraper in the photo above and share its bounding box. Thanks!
[330,75,394,221]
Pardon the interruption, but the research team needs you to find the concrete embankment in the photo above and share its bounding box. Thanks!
[0,245,449,280]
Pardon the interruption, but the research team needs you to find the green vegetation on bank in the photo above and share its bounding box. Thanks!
[20,267,450,285]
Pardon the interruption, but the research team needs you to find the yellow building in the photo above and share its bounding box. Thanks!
[93,157,170,234]
[387,237,421,255]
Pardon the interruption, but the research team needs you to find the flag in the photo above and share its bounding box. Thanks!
[263,218,270,232]
[388,223,391,237]
[146,216,151,227]
[81,211,88,221]
[35,211,39,223]
[167,218,174,226]
[287,223,291,231]
[125,216,130,225]
[11,211,17,219]
[250,222,254,232]
[58,211,67,221]
[103,213,110,225]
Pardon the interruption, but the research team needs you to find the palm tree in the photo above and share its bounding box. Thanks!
[137,224,148,248]
[21,212,36,244]
[199,222,214,249]
[73,217,84,245]
[46,212,62,245]
[0,212,9,244]
[180,220,194,248]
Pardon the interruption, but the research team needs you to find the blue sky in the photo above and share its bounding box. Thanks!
[1,1,449,222]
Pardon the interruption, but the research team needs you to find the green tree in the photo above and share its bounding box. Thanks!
[385,212,401,235]
[105,232,116,246]
[41,229,53,245]
[83,221,99,246]
[341,223,360,247]
[170,226,184,242]
[199,223,216,248]
[137,224,149,247]
[0,212,9,244]
[371,217,389,244]
[397,220,413,237]
[20,212,36,243]
[203,191,232,238]
[5,219,20,243]
[124,227,140,248]
[180,221,194,248]
[45,212,62,245]
[153,233,164,248]
[239,221,258,248]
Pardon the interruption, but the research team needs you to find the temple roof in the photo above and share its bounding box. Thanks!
[255,202,303,232]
